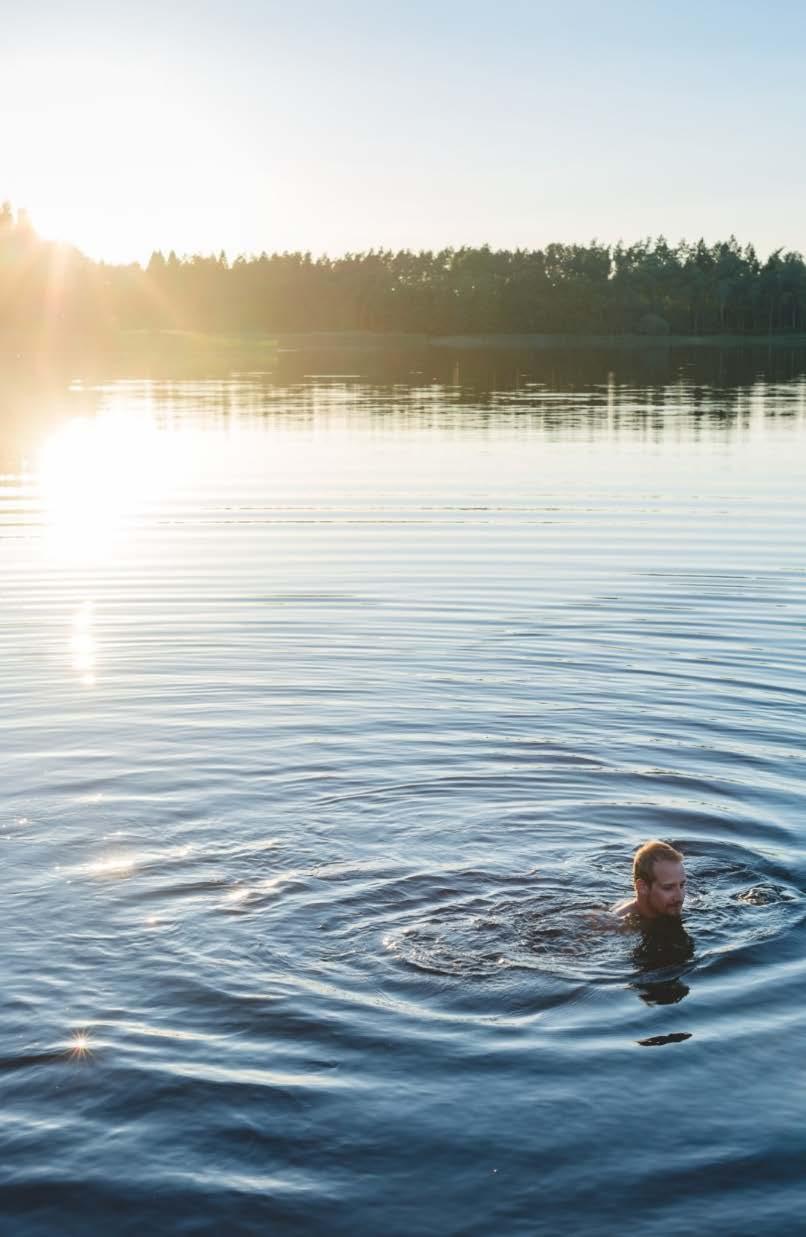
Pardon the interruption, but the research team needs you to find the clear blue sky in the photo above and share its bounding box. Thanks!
[3,0,805,262]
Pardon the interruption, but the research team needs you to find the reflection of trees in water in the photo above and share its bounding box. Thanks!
[631,918,695,1006]
[175,345,806,439]
[269,342,806,394]
[259,346,806,438]
[4,342,806,465]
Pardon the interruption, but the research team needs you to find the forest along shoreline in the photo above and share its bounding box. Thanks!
[4,202,806,348]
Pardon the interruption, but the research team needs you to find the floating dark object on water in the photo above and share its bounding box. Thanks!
[637,1031,692,1047]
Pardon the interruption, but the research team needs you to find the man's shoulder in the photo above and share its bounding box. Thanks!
[587,900,639,932]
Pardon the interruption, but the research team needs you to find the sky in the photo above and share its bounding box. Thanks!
[3,0,806,264]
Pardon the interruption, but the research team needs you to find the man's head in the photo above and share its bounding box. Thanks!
[632,840,686,919]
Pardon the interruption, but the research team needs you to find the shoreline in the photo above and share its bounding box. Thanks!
[231,329,806,351]
[6,328,806,361]
[426,331,806,350]
[5,330,806,384]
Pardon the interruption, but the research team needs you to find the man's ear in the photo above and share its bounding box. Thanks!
[635,878,649,896]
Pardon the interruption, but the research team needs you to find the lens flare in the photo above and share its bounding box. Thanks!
[68,1030,93,1059]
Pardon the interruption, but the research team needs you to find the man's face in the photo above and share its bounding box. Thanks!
[639,859,687,918]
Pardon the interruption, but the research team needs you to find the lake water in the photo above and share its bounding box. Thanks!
[2,346,805,1236]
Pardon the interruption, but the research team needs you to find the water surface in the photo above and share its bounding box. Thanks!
[2,348,805,1235]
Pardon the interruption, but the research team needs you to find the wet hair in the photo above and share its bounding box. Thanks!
[633,840,684,887]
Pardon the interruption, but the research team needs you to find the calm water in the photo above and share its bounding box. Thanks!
[2,348,805,1236]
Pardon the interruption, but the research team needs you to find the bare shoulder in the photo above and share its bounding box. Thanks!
[586,901,637,932]
[610,898,641,930]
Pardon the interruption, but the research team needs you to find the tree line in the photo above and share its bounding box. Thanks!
[3,201,806,340]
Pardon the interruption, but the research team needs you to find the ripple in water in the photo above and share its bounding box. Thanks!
[381,843,804,1001]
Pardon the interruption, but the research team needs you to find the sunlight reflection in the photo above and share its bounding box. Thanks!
[37,410,181,564]
[68,1030,93,1060]
[70,600,96,686]
[88,855,136,878]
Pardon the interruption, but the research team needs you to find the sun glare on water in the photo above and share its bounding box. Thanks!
[67,1029,94,1060]
[37,410,182,565]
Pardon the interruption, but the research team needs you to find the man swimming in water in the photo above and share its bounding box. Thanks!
[613,840,686,923]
